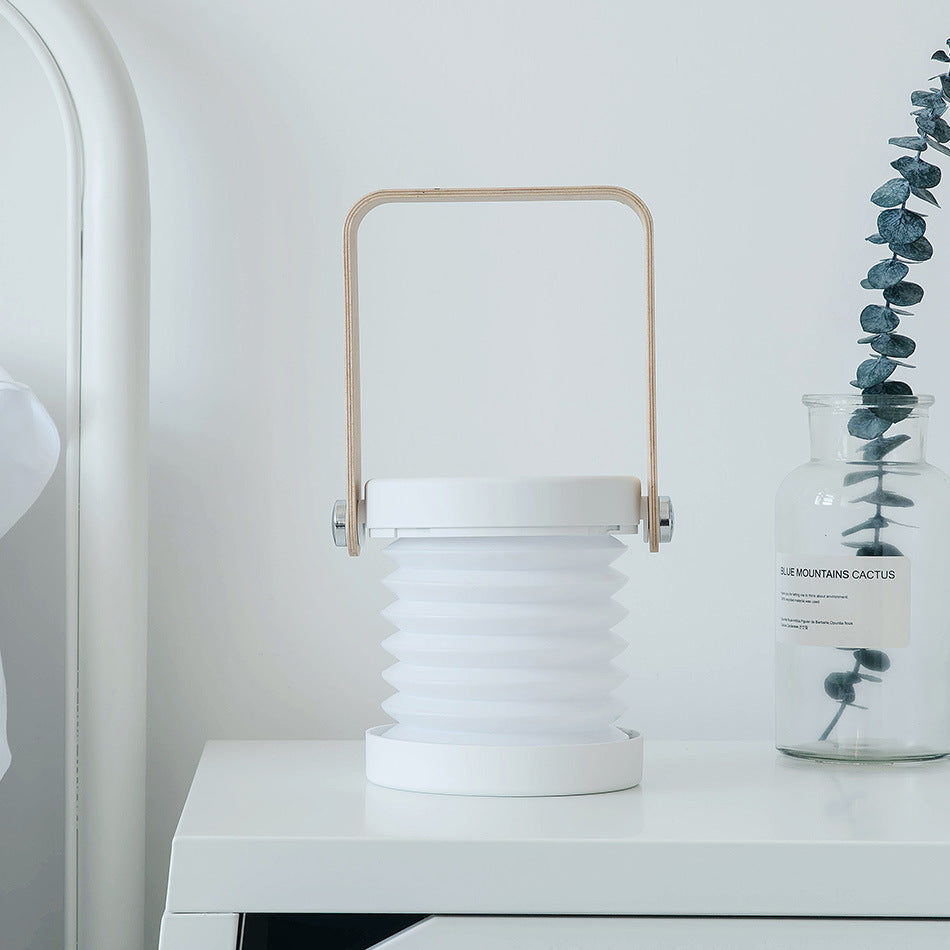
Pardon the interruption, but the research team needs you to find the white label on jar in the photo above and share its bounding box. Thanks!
[775,555,910,648]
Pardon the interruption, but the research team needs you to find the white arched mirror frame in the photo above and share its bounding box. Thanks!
[0,2,148,949]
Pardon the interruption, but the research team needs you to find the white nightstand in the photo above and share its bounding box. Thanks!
[158,740,950,949]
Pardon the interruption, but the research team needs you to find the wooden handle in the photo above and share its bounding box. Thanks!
[344,186,660,555]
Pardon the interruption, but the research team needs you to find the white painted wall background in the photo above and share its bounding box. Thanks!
[4,1,950,947]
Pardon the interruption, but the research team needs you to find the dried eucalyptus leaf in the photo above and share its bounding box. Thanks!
[859,673,883,682]
[911,185,940,206]
[883,281,924,306]
[853,488,914,507]
[933,50,950,62]
[824,672,856,703]
[862,433,912,460]
[942,74,950,99]
[860,279,875,290]
[913,103,948,121]
[891,155,942,188]
[847,408,892,440]
[880,380,915,395]
[871,333,916,358]
[871,178,911,207]
[889,135,928,150]
[859,305,899,332]
[877,208,926,244]
[845,541,904,556]
[866,259,909,288]
[843,470,881,486]
[889,236,933,261]
[932,116,950,143]
[926,134,950,156]
[871,406,914,425]
[841,514,890,537]
[912,90,945,109]
[842,468,918,485]
[863,379,916,423]
[855,649,891,672]
[866,233,888,244]
[854,357,897,388]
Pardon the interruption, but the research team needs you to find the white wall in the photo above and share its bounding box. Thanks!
[4,1,950,947]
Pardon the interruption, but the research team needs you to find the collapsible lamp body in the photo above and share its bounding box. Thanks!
[335,187,671,796]
[366,476,643,795]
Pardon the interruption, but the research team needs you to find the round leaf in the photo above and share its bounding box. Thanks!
[841,514,890,537]
[912,90,945,110]
[883,281,924,306]
[932,116,950,144]
[843,470,887,486]
[847,408,891,440]
[824,672,856,703]
[866,260,908,288]
[877,208,926,244]
[870,178,910,207]
[914,96,948,118]
[862,434,911,461]
[845,541,904,555]
[926,134,950,157]
[853,357,897,389]
[871,333,916,358]
[854,649,891,672]
[864,379,915,423]
[910,185,940,207]
[859,305,899,332]
[879,380,914,396]
[932,50,950,62]
[889,236,933,261]
[888,135,928,150]
[891,156,942,188]
[853,488,914,508]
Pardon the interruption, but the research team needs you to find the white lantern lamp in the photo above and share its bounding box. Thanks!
[334,186,672,796]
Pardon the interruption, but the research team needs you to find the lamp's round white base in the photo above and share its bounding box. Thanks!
[365,725,642,797]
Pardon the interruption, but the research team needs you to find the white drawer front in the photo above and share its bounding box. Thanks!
[377,916,950,949]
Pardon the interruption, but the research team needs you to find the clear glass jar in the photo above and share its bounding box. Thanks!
[775,394,950,761]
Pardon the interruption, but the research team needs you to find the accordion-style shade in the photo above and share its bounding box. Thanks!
[0,366,60,782]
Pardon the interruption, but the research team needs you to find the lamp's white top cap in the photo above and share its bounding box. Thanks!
[363,475,641,539]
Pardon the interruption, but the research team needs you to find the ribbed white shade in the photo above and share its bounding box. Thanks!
[379,535,629,747]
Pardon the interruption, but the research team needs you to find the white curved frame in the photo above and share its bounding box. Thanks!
[0,2,149,949]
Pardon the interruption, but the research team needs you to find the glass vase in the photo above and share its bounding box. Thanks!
[775,394,950,761]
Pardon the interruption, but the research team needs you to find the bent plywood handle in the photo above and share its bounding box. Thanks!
[343,186,660,554]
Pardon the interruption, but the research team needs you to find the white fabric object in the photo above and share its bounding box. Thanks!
[0,365,60,782]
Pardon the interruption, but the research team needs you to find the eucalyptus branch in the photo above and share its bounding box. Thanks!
[819,41,950,742]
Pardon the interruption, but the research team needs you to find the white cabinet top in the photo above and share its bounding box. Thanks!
[164,740,950,917]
